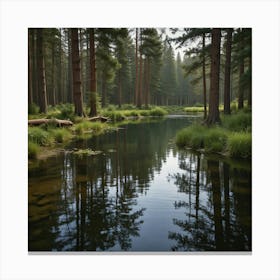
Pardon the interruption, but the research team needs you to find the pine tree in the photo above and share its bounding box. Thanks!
[71,28,84,116]
[205,28,221,125]
[36,28,47,113]
[223,28,233,115]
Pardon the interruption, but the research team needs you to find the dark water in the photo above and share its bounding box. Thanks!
[28,116,251,252]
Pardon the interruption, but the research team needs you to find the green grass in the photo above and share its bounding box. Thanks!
[28,141,39,159]
[184,107,205,113]
[28,127,54,146]
[227,132,251,158]
[222,111,251,132]
[74,121,107,136]
[175,111,252,159]
[50,128,72,143]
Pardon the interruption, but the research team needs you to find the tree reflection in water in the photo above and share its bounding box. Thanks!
[168,151,251,251]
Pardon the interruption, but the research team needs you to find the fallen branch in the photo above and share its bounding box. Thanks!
[28,118,73,127]
[87,116,109,123]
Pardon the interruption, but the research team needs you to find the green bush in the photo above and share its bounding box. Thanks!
[28,141,39,159]
[184,107,205,113]
[59,103,75,120]
[149,107,168,116]
[50,128,72,143]
[204,127,227,153]
[176,125,205,149]
[103,111,125,122]
[222,112,251,132]
[28,127,53,146]
[28,103,40,114]
[74,121,105,136]
[227,132,251,158]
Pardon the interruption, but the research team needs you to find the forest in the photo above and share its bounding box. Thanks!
[28,28,252,252]
[28,28,251,117]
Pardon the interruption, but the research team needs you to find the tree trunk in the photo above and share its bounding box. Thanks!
[238,30,244,110]
[118,71,122,108]
[202,33,207,119]
[58,29,62,103]
[101,71,106,108]
[79,29,84,101]
[205,28,221,126]
[71,28,84,116]
[137,29,143,108]
[68,28,73,103]
[36,28,47,113]
[135,28,139,106]
[51,40,56,105]
[238,59,244,110]
[224,28,233,115]
[28,29,33,106]
[89,28,97,116]
[248,55,252,108]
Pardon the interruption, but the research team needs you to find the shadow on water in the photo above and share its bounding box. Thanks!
[28,117,251,252]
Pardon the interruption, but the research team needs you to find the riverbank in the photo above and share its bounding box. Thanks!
[28,105,169,159]
[175,111,251,159]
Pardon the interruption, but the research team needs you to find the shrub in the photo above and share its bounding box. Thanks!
[222,112,251,132]
[28,127,53,146]
[103,111,125,122]
[227,132,251,158]
[28,103,40,114]
[204,127,227,153]
[59,103,75,121]
[184,107,205,113]
[51,128,72,143]
[74,121,105,136]
[28,141,39,159]
[176,125,205,149]
[149,107,168,116]
[121,104,136,110]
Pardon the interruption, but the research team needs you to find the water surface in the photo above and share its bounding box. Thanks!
[28,116,251,252]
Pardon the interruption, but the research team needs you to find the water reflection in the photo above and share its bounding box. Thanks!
[168,152,251,251]
[29,117,251,251]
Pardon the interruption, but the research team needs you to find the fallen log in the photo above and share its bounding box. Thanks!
[87,116,109,123]
[28,118,73,127]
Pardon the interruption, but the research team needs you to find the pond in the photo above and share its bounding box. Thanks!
[28,116,251,252]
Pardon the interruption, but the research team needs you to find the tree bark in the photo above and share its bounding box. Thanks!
[238,59,244,110]
[28,29,33,106]
[67,28,73,103]
[202,32,207,119]
[238,30,244,110]
[89,28,97,116]
[224,28,233,115]
[137,29,143,108]
[135,28,139,106]
[36,28,47,113]
[71,28,84,116]
[205,28,221,126]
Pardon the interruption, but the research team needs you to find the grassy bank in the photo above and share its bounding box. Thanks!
[176,111,252,159]
[28,104,169,159]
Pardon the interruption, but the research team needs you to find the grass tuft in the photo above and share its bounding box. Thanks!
[227,132,251,158]
[28,141,39,159]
